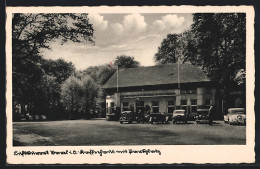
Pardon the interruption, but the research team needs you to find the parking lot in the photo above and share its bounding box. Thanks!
[13,119,246,146]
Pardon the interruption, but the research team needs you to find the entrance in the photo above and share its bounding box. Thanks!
[135,100,144,113]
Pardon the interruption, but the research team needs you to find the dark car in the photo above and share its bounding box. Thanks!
[195,109,209,124]
[106,108,121,121]
[119,111,136,124]
[136,111,150,124]
[149,112,168,124]
[172,109,188,124]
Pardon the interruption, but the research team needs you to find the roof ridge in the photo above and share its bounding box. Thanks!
[120,63,191,71]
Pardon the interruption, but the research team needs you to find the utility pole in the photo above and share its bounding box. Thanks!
[117,65,119,93]
[177,57,180,89]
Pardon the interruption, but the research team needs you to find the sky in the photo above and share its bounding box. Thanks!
[41,13,193,70]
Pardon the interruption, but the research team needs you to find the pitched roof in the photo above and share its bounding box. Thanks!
[102,63,210,89]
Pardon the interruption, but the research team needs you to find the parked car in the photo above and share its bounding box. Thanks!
[136,112,150,124]
[172,109,188,124]
[34,114,41,121]
[195,109,209,124]
[25,113,34,121]
[106,108,121,121]
[119,111,136,124]
[165,113,173,122]
[224,108,246,125]
[149,112,168,124]
[40,115,47,121]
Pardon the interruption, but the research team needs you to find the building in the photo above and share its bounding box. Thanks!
[102,63,217,119]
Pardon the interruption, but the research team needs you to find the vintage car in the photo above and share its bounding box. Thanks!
[224,108,246,125]
[136,113,150,124]
[172,109,188,124]
[195,109,209,124]
[106,108,121,121]
[149,112,168,124]
[119,111,136,124]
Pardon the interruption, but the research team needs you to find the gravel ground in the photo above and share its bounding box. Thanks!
[13,119,246,146]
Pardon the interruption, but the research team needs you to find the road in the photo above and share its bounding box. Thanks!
[13,119,246,146]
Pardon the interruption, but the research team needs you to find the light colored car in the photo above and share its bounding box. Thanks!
[172,109,187,124]
[224,108,246,125]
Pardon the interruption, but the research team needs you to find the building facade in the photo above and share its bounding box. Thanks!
[103,64,217,117]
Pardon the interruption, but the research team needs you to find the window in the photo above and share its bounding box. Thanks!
[175,106,181,110]
[180,89,197,94]
[181,99,187,105]
[167,101,175,113]
[190,99,197,113]
[205,99,211,105]
[110,102,115,111]
[122,102,129,111]
[181,99,188,112]
[123,102,128,107]
[190,99,197,105]
[205,88,212,94]
[152,101,159,113]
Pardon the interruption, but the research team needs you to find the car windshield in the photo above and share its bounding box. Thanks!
[197,110,208,115]
[229,109,245,114]
[122,111,131,115]
[174,110,185,114]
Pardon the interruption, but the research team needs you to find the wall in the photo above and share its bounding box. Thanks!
[106,87,216,114]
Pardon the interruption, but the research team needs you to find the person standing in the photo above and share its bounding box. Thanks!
[208,106,214,125]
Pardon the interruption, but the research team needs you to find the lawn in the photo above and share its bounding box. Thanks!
[13,119,246,146]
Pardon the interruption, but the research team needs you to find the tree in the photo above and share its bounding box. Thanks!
[154,34,180,64]
[182,13,246,114]
[186,13,246,88]
[33,75,60,116]
[41,58,75,84]
[81,76,100,118]
[61,76,84,119]
[114,55,140,69]
[80,64,117,117]
[96,65,117,85]
[12,13,94,118]
[12,13,94,58]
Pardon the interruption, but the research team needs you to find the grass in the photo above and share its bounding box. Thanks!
[13,119,246,146]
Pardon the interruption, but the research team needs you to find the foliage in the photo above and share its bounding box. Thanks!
[81,76,100,118]
[154,34,180,64]
[234,69,246,86]
[12,13,94,58]
[154,13,246,92]
[61,76,84,118]
[187,13,246,89]
[60,75,100,119]
[114,55,140,69]
[12,13,94,120]
[97,66,117,85]
[41,58,75,84]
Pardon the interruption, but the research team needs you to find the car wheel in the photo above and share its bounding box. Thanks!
[196,121,199,124]
[150,120,153,124]
[120,121,123,124]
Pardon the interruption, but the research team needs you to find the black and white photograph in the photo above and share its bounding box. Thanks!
[6,6,255,164]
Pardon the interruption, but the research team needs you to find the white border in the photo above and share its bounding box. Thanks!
[6,6,255,164]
